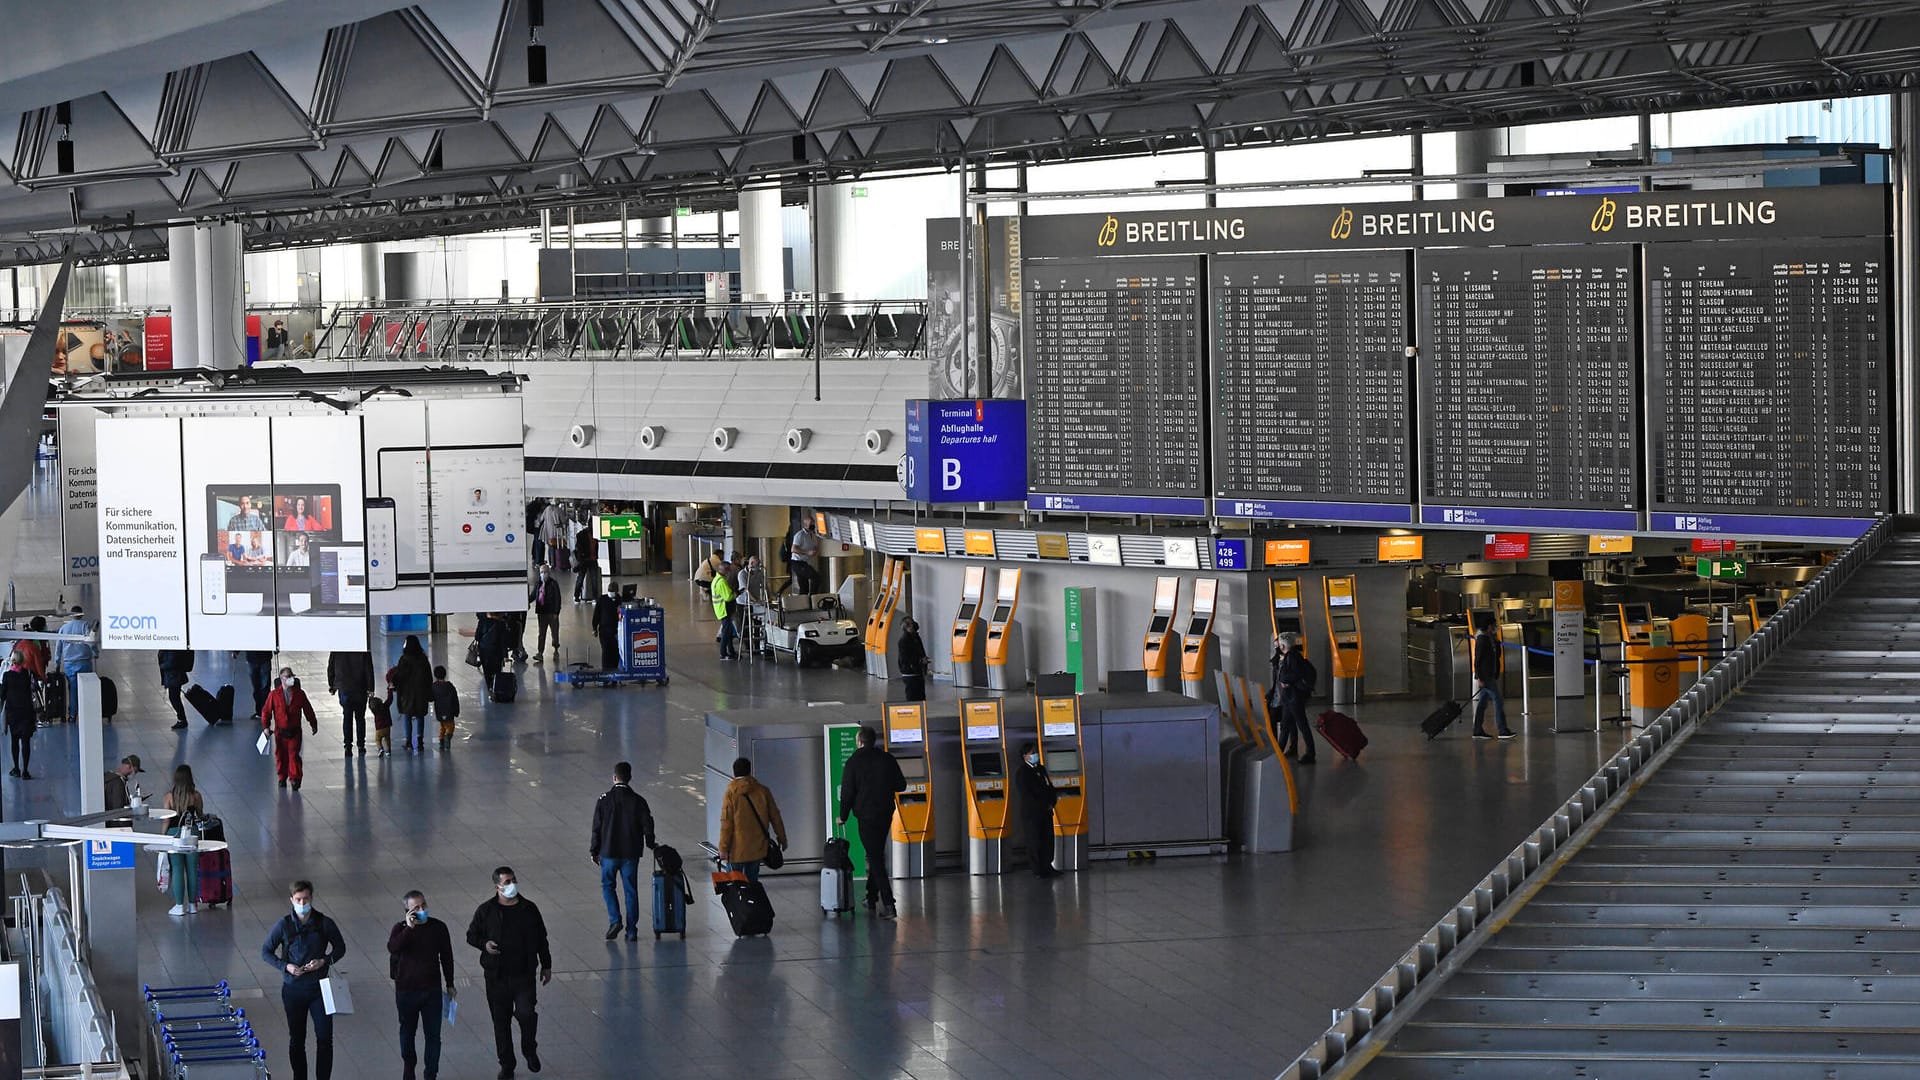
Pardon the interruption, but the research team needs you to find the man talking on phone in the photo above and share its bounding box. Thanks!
[388,890,456,1080]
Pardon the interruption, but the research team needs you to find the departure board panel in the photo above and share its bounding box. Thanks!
[1419,247,1639,531]
[1647,239,1886,535]
[1024,258,1206,516]
[1212,252,1414,525]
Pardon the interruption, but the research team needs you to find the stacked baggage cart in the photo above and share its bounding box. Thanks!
[143,981,269,1078]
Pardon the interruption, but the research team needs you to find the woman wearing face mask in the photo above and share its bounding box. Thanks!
[1013,742,1062,879]
[260,667,319,790]
[260,880,347,1080]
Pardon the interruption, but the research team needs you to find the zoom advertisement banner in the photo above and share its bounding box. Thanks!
[96,415,368,650]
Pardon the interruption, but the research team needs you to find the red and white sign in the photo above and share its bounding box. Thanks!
[1483,533,1531,560]
[1690,538,1736,554]
[143,316,173,370]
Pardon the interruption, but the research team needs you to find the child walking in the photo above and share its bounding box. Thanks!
[373,668,395,756]
[431,665,460,751]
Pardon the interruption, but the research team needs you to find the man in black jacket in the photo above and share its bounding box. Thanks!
[529,567,563,664]
[572,526,598,602]
[387,889,456,1080]
[326,650,374,754]
[590,762,655,941]
[896,619,929,702]
[1013,743,1061,878]
[466,867,551,1080]
[590,583,622,671]
[837,727,907,918]
[1269,633,1318,764]
[157,649,193,729]
[1471,624,1517,740]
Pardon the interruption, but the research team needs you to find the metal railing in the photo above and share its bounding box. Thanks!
[1277,515,1894,1080]
[315,297,927,362]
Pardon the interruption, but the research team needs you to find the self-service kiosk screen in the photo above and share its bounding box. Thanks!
[1753,597,1780,619]
[1328,593,1354,608]
[889,727,924,745]
[1046,750,1081,775]
[967,751,1005,778]
[1184,616,1210,637]
[1330,614,1358,635]
[990,604,1012,624]
[898,757,927,780]
[956,603,977,623]
[1148,614,1171,636]
[1621,603,1653,626]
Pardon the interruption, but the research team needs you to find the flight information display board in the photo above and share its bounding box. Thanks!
[1024,258,1206,515]
[1419,247,1639,531]
[1647,239,1886,538]
[1211,252,1414,525]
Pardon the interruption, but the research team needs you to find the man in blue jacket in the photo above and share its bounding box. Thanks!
[260,880,349,1080]
[55,606,94,722]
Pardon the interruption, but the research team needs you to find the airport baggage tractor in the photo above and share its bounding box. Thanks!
[651,845,692,939]
[1316,710,1369,761]
[196,849,234,907]
[821,837,855,916]
[1421,699,1465,740]
[184,684,234,725]
[491,671,517,703]
[720,879,775,937]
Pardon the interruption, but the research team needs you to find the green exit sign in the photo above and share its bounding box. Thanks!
[674,206,691,218]
[851,186,869,198]
[596,514,646,541]
[1696,557,1747,580]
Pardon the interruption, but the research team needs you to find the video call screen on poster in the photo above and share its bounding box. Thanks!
[207,485,342,586]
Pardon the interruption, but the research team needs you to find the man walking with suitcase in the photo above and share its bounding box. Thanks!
[837,727,907,918]
[1269,633,1318,764]
[1471,624,1518,740]
[466,868,551,1079]
[590,762,655,941]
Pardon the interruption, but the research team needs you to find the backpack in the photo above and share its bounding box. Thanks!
[655,844,683,875]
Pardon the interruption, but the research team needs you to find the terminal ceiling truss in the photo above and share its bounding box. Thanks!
[3,0,1920,266]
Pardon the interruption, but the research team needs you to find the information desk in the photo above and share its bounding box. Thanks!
[1419,246,1638,532]
[1647,238,1887,535]
[703,693,1223,870]
[1212,252,1413,525]
[1023,258,1207,516]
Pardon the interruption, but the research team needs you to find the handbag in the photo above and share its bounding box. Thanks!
[464,641,482,669]
[746,795,783,870]
[155,852,171,893]
[320,971,354,1015]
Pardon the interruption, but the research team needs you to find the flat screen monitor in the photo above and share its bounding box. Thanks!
[1330,614,1358,635]
[990,604,1012,624]
[1184,616,1210,638]
[1752,596,1780,619]
[1047,750,1081,774]
[955,603,977,624]
[897,757,926,779]
[1621,602,1653,626]
[1328,593,1355,607]
[1148,614,1171,636]
[967,751,1004,778]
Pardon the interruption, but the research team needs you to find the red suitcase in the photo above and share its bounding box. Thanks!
[1316,710,1369,761]
[196,849,233,907]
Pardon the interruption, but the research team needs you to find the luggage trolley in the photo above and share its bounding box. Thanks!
[144,981,270,1079]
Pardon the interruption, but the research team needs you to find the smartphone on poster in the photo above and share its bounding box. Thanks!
[200,554,228,615]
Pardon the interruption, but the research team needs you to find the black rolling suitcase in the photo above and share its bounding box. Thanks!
[99,676,118,720]
[1421,700,1465,740]
[184,684,233,726]
[720,880,775,937]
[651,845,692,939]
[491,671,517,703]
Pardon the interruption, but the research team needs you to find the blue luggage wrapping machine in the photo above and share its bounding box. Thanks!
[557,600,669,687]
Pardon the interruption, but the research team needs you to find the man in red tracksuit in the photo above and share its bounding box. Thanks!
[261,666,319,791]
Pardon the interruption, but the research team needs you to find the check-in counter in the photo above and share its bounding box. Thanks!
[703,691,1224,870]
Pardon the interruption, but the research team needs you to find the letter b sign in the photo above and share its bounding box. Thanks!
[941,458,962,491]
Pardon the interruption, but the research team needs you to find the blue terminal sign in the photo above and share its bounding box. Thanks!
[903,399,1029,504]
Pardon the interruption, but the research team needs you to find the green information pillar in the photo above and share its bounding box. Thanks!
[1063,586,1098,692]
[822,722,868,880]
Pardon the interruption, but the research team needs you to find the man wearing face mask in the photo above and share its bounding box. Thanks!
[260,666,319,790]
[1013,742,1062,879]
[260,880,348,1080]
[388,890,456,1080]
[466,867,552,1079]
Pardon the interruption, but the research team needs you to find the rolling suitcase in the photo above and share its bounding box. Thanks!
[652,845,691,939]
[491,671,517,703]
[821,837,855,916]
[1421,700,1465,740]
[1316,710,1369,761]
[196,849,233,907]
[184,684,227,726]
[721,880,775,937]
[100,675,118,719]
[214,684,235,724]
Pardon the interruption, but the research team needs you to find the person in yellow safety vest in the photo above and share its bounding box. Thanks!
[711,562,739,661]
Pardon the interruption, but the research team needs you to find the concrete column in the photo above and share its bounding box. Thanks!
[295,248,322,305]
[1453,127,1506,198]
[737,186,785,302]
[360,243,382,304]
[193,222,244,369]
[810,182,857,301]
[642,217,672,248]
[167,225,199,367]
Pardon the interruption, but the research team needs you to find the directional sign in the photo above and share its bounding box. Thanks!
[903,399,1028,504]
[86,839,138,871]
[1695,557,1748,580]
[595,514,646,541]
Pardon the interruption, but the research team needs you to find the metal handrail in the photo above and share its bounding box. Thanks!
[1276,515,1894,1080]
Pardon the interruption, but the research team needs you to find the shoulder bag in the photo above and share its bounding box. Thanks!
[746,793,784,870]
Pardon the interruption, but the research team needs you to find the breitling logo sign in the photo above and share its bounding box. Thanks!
[1096,215,1118,247]
[1591,196,1617,233]
[1330,208,1354,240]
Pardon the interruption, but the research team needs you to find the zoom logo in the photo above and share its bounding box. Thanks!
[108,615,159,630]
[1590,196,1617,233]
[1330,207,1354,240]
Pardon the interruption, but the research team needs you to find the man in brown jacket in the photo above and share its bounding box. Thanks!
[718,757,788,883]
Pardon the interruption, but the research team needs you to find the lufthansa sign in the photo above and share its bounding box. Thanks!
[1020,185,1886,258]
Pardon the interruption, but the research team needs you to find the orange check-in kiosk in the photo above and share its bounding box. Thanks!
[864,558,906,679]
[950,565,987,690]
[1143,576,1182,693]
[960,699,1011,875]
[1269,579,1307,659]
[984,568,1026,692]
[1323,575,1364,705]
[885,702,934,879]
[1036,695,1088,872]
[1179,577,1222,700]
